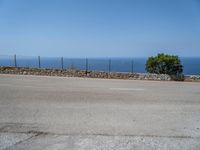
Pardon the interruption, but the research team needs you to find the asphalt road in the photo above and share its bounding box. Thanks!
[0,74,200,150]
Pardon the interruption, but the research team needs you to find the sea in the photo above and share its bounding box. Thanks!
[0,55,199,75]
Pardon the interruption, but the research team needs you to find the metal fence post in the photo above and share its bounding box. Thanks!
[86,58,88,72]
[38,56,41,68]
[61,57,63,69]
[108,58,111,73]
[131,59,134,73]
[14,54,17,67]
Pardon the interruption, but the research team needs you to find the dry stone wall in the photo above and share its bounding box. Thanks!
[1,66,198,81]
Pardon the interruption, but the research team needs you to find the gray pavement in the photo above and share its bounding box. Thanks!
[0,74,200,149]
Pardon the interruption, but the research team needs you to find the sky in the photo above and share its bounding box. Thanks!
[0,0,200,57]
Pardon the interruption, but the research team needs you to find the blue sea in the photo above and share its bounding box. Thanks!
[0,55,199,75]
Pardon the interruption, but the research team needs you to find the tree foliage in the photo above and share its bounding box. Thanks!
[145,53,183,75]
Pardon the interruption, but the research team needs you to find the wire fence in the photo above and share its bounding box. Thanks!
[0,54,199,75]
[0,54,147,73]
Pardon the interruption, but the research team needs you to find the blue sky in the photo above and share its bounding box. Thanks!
[0,0,200,57]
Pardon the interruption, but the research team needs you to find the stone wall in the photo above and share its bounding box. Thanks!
[184,75,200,82]
[0,66,173,81]
[1,66,199,81]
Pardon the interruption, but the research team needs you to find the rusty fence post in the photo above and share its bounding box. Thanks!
[86,58,88,72]
[38,56,41,68]
[61,57,64,69]
[108,58,111,73]
[131,59,134,73]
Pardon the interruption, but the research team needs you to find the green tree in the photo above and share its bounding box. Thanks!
[145,53,183,75]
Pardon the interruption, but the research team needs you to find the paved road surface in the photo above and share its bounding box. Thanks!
[0,74,200,149]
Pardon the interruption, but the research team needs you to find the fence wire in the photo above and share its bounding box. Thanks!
[0,55,199,75]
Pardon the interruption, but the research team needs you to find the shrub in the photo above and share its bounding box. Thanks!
[145,53,183,76]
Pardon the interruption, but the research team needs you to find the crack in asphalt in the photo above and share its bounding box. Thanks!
[2,133,41,150]
[0,123,199,140]
[0,130,199,140]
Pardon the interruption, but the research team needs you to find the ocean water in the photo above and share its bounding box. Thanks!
[0,55,199,75]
